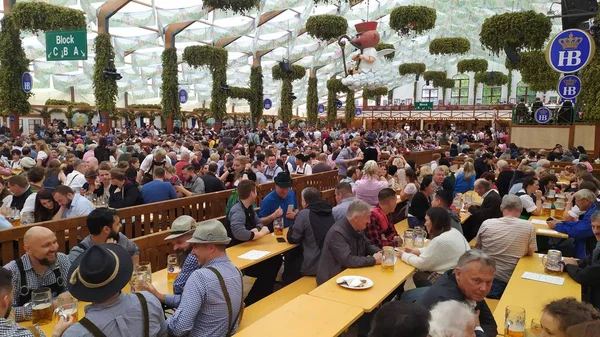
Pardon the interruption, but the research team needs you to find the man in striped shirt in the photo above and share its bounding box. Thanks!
[475,195,537,299]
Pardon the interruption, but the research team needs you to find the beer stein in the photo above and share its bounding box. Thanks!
[55,296,79,322]
[31,287,53,325]
[381,246,395,271]
[273,217,284,237]
[505,306,526,337]
[413,226,426,248]
[167,254,180,283]
[542,250,562,274]
[403,229,414,248]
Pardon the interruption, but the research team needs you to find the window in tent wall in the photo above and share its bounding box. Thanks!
[516,81,536,104]
[421,85,438,105]
[482,86,502,105]
[451,74,469,105]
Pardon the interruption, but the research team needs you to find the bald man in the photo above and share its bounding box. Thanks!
[3,226,71,322]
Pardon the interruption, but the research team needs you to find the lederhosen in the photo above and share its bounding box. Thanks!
[11,188,32,211]
[79,293,149,337]
[15,258,65,306]
[206,267,244,337]
[516,191,537,218]
[142,160,165,185]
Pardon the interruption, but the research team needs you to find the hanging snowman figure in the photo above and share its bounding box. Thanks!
[341,21,394,90]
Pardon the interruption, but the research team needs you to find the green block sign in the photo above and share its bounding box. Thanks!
[414,101,433,110]
[46,29,88,61]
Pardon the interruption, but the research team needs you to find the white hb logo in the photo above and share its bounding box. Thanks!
[557,51,582,67]
[562,87,577,96]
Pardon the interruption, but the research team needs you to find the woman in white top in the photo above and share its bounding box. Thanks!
[35,140,51,167]
[294,154,312,175]
[400,207,470,283]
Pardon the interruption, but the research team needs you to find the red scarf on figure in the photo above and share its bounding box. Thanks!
[372,205,390,231]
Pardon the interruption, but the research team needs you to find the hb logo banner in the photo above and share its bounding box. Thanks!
[546,29,596,73]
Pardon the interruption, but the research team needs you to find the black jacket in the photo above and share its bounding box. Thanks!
[474,158,494,179]
[200,173,226,193]
[566,245,600,308]
[496,170,513,197]
[417,270,497,337]
[109,181,143,209]
[464,190,503,241]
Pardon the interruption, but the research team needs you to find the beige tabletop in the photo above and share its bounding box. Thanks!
[492,255,581,335]
[233,294,363,337]
[226,228,298,270]
[308,260,415,313]
[529,215,569,239]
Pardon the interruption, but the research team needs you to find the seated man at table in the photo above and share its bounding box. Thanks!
[317,199,382,285]
[365,188,400,248]
[62,244,167,337]
[286,187,335,283]
[138,215,200,308]
[417,250,498,337]
[515,176,543,218]
[52,185,95,220]
[475,195,537,299]
[166,220,243,337]
[228,180,282,305]
[462,179,502,241]
[1,175,36,218]
[258,172,298,230]
[68,208,140,264]
[562,210,600,308]
[548,189,598,259]
[431,189,463,235]
[3,226,71,322]
[332,182,356,222]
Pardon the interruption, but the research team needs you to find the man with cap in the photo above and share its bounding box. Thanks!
[68,208,140,264]
[19,157,36,177]
[3,226,71,322]
[258,172,298,229]
[166,219,243,337]
[137,215,200,309]
[61,244,167,337]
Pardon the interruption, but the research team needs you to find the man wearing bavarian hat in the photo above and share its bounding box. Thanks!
[167,219,243,337]
[137,215,200,309]
[60,244,167,337]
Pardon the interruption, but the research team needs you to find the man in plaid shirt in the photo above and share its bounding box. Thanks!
[365,188,401,248]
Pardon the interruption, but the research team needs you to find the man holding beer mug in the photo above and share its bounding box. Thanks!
[137,215,200,309]
[3,227,71,322]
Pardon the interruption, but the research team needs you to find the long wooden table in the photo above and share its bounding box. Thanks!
[233,294,363,337]
[492,255,581,335]
[227,229,298,270]
[308,259,415,313]
[529,215,569,239]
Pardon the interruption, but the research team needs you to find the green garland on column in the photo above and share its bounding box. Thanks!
[161,48,180,121]
[272,64,306,123]
[93,33,119,117]
[579,49,600,121]
[306,76,318,125]
[326,78,352,124]
[249,66,264,123]
[345,89,356,124]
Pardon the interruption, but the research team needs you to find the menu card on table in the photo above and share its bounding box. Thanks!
[238,250,271,260]
[522,272,565,285]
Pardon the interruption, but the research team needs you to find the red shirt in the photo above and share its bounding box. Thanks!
[174,160,190,181]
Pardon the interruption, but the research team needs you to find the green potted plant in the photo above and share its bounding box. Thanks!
[203,0,259,14]
[306,15,348,41]
[457,59,488,74]
[390,6,436,34]
[429,37,470,55]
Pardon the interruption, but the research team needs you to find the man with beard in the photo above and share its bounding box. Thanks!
[3,226,71,322]
[67,208,140,265]
[137,216,200,309]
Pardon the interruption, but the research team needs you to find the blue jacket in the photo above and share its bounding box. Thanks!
[454,172,475,194]
[556,204,597,259]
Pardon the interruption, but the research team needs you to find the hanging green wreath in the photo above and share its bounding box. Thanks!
[306,76,318,126]
[203,0,259,14]
[363,87,388,100]
[306,15,348,41]
[272,64,305,123]
[580,50,600,121]
[389,6,436,34]
[514,50,560,93]
[345,89,356,124]
[479,11,552,56]
[161,48,180,122]
[474,71,508,87]
[423,71,447,87]
[429,37,470,55]
[398,63,426,76]
[0,3,85,116]
[43,99,92,118]
[94,34,119,117]
[375,43,395,60]
[457,59,488,73]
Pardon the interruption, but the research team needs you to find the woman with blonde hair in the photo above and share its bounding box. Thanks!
[419,165,433,182]
[35,140,51,167]
[354,160,389,206]
[454,161,476,193]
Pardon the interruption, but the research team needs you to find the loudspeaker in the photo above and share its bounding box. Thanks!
[504,46,520,64]
[562,0,598,29]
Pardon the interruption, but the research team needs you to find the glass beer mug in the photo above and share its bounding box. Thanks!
[55,296,79,322]
[542,250,563,274]
[167,254,180,283]
[413,226,426,248]
[381,246,395,271]
[32,287,53,325]
[505,306,526,337]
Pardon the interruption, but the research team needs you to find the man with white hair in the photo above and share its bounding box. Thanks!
[428,300,477,337]
[548,189,598,259]
[65,159,87,194]
[317,199,382,285]
[476,195,537,299]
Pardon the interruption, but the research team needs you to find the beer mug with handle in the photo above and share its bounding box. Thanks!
[542,250,562,274]
[505,306,526,337]
[55,296,79,322]
[32,287,53,325]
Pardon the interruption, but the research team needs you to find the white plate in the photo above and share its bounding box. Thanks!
[336,276,373,290]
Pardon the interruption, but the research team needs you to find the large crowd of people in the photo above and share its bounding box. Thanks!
[0,122,599,337]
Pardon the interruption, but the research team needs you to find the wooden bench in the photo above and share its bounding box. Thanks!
[237,276,317,332]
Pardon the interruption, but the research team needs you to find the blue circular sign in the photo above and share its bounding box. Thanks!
[9,116,15,122]
[336,100,343,109]
[264,98,272,110]
[317,104,325,114]
[178,89,188,104]
[535,107,551,124]
[558,75,581,100]
[22,72,33,93]
[546,29,596,73]
[355,108,362,116]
